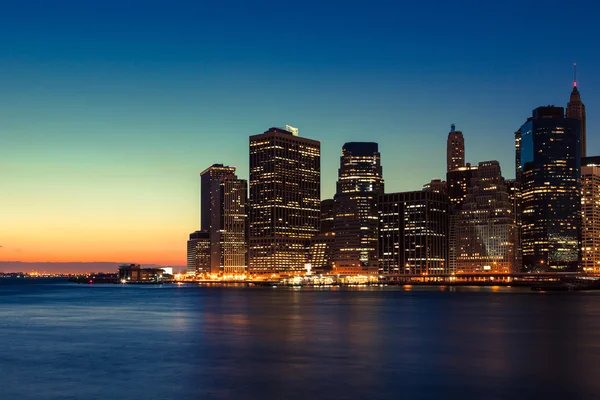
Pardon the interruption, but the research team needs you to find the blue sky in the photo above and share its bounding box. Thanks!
[0,0,598,265]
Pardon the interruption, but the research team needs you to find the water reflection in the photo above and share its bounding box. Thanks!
[1,281,600,399]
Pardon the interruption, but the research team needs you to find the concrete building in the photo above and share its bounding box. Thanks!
[455,161,516,273]
[447,124,465,173]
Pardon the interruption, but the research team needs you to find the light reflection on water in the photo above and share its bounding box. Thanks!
[1,279,600,399]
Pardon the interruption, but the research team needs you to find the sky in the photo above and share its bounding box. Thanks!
[1,0,599,270]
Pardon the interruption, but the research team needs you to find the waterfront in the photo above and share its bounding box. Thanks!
[2,279,600,399]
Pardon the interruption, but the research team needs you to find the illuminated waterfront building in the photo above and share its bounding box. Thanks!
[331,142,384,271]
[581,157,600,273]
[187,231,210,275]
[423,179,447,194]
[446,163,478,273]
[455,161,516,273]
[447,124,465,173]
[200,164,236,231]
[248,127,320,274]
[308,233,334,274]
[379,191,449,275]
[210,173,247,274]
[566,65,586,158]
[518,106,580,271]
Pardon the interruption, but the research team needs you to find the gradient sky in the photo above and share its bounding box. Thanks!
[1,0,599,268]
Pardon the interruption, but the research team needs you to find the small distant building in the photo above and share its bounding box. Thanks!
[118,264,165,282]
[331,263,379,276]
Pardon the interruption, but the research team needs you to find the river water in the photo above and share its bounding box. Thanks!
[1,279,599,399]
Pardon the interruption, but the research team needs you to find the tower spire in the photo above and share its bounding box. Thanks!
[573,62,577,87]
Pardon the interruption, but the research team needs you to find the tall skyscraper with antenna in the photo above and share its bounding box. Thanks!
[567,63,587,158]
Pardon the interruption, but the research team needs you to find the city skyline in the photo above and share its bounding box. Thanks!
[1,0,599,268]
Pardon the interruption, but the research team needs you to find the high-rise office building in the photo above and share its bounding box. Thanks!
[447,124,465,173]
[446,163,478,273]
[566,65,587,158]
[518,106,580,271]
[455,161,516,273]
[209,173,248,274]
[581,157,600,273]
[200,164,236,231]
[248,127,320,274]
[187,231,210,276]
[379,191,449,275]
[331,142,384,270]
[423,179,447,194]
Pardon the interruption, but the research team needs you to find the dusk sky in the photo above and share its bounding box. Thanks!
[1,0,599,268]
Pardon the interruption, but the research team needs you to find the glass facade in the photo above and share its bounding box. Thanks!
[379,191,449,275]
[518,106,580,271]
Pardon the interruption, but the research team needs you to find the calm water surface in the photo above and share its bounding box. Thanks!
[1,279,600,400]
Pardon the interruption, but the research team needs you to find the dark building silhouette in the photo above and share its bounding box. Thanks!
[331,142,384,271]
[423,179,447,194]
[379,191,449,275]
[187,231,210,276]
[455,161,516,273]
[248,127,320,274]
[518,106,580,271]
[320,199,335,234]
[506,178,522,271]
[447,124,465,173]
[566,66,586,157]
[200,164,236,231]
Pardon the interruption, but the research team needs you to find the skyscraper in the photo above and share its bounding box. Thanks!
[566,64,586,158]
[581,157,600,273]
[379,191,449,275]
[518,106,580,271]
[447,124,465,173]
[200,164,236,231]
[446,163,478,273]
[209,173,248,274]
[248,127,320,275]
[455,161,516,273]
[331,142,384,270]
[187,231,210,276]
